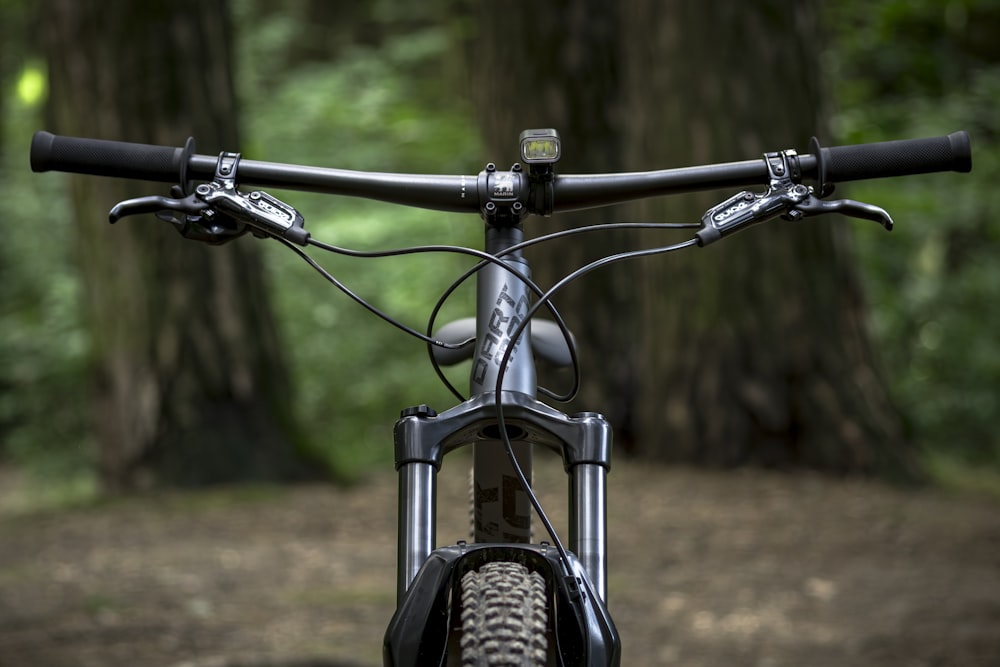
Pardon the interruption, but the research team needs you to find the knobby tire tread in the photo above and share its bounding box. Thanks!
[459,561,548,666]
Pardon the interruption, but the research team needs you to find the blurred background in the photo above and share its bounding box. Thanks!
[0,0,998,505]
[2,2,1000,666]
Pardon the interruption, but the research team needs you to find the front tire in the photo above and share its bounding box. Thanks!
[459,561,548,666]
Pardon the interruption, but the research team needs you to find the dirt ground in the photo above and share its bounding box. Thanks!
[1,458,998,667]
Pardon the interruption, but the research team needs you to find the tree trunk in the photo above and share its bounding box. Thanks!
[41,0,320,490]
[468,0,920,479]
[465,0,643,439]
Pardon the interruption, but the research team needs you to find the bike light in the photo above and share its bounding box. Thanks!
[520,129,561,164]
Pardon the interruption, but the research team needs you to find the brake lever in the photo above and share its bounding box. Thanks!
[697,149,894,245]
[108,192,207,224]
[788,196,893,230]
[193,181,310,246]
[106,151,309,246]
[108,190,248,245]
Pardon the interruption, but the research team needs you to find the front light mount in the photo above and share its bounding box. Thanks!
[519,129,560,217]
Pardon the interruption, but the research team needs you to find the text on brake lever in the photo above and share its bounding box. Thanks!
[696,149,894,246]
[193,181,309,246]
[106,151,310,247]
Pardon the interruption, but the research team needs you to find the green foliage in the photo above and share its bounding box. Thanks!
[1,1,484,486]
[828,0,1000,470]
[233,3,483,476]
[5,0,997,495]
[0,0,95,490]
[0,60,95,479]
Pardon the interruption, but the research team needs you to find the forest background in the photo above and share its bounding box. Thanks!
[0,0,998,506]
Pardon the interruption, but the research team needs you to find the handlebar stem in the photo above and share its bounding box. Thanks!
[478,163,529,226]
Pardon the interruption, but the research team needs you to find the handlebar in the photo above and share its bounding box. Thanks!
[30,130,971,217]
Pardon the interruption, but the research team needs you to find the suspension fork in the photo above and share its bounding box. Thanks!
[394,220,612,603]
[393,396,612,602]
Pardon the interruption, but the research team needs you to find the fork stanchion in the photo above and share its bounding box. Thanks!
[396,461,437,602]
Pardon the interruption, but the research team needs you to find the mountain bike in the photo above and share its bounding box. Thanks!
[30,127,971,666]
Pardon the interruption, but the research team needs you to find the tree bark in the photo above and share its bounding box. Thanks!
[466,0,642,439]
[468,0,920,479]
[41,0,320,490]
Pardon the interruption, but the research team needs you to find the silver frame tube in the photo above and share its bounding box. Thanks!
[470,225,536,545]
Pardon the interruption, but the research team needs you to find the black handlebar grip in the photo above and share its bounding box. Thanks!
[30,131,186,183]
[821,131,971,183]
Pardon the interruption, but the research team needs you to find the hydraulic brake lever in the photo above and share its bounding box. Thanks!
[789,196,894,229]
[194,180,309,246]
[108,188,249,245]
[109,191,207,223]
[696,149,893,246]
[106,151,310,246]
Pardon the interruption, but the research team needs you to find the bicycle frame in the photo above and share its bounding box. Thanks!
[387,222,622,665]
